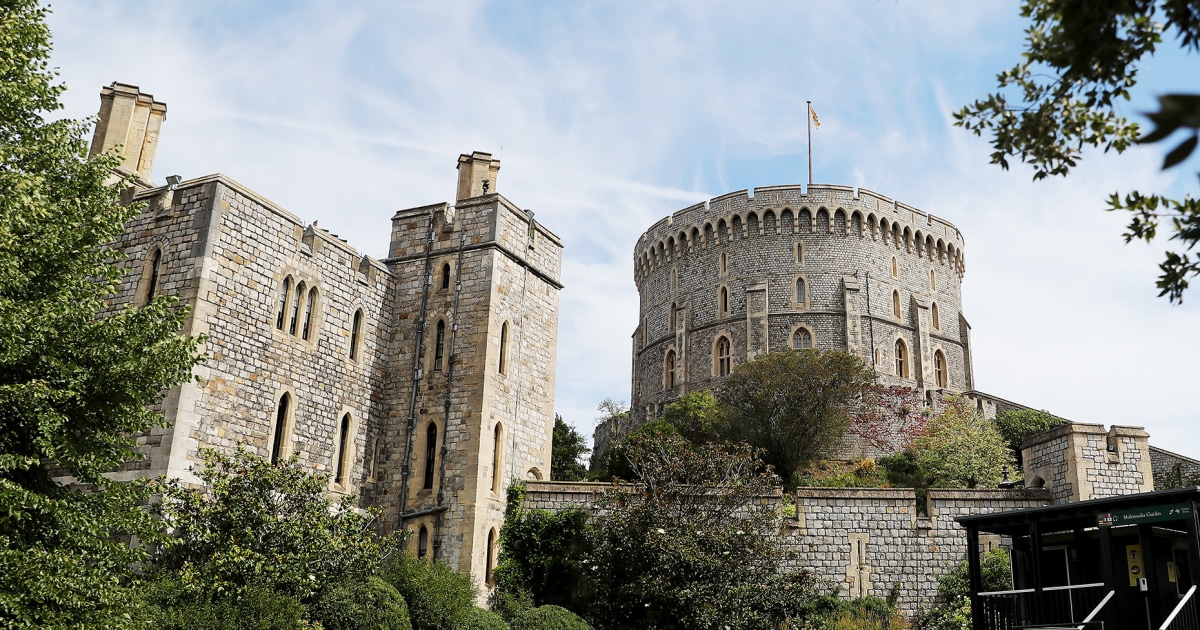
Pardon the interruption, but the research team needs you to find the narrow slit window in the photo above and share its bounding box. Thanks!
[720,252,728,274]
[931,302,940,330]
[796,243,803,262]
[418,525,429,558]
[720,287,729,316]
[891,257,898,277]
[146,248,162,301]
[349,310,363,360]
[276,277,292,330]
[930,269,937,291]
[892,290,901,319]
[665,350,676,388]
[498,322,508,374]
[670,303,677,331]
[289,281,305,335]
[271,393,290,464]
[491,424,503,492]
[434,320,446,372]
[334,413,350,486]
[301,288,316,340]
[935,350,947,388]
[796,277,806,306]
[441,263,451,290]
[486,529,496,584]
[423,423,437,489]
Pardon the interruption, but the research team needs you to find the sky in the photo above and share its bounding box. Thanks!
[44,1,1200,457]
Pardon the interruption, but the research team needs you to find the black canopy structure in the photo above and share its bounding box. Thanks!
[958,487,1200,629]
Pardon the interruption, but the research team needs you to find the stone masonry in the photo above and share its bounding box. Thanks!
[91,83,563,593]
[619,185,973,451]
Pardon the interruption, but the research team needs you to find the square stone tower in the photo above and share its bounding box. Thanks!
[371,151,563,584]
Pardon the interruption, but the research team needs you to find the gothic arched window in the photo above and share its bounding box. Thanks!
[895,339,908,378]
[793,328,812,350]
[716,336,731,377]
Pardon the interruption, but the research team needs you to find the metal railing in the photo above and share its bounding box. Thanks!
[1161,585,1199,630]
[978,583,1109,629]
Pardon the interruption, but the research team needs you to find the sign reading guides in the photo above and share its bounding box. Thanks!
[1097,503,1194,527]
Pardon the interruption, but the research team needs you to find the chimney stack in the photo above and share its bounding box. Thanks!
[455,151,500,201]
[89,82,167,184]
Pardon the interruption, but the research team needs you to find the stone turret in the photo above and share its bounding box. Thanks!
[455,151,500,201]
[88,82,167,184]
[1022,423,1153,504]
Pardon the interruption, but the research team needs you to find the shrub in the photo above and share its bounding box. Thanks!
[510,605,592,630]
[310,576,411,630]
[994,409,1065,468]
[381,553,476,630]
[462,607,511,630]
[493,499,588,611]
[139,577,306,630]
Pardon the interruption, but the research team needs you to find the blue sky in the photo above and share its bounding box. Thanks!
[46,1,1200,457]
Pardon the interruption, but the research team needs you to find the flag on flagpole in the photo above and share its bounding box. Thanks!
[809,106,821,130]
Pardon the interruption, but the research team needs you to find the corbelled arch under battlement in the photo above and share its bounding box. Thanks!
[633,185,966,283]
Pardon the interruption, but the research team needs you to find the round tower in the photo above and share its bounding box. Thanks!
[628,184,971,429]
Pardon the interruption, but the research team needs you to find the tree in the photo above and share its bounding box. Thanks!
[659,390,726,445]
[0,1,203,625]
[150,446,402,600]
[584,433,815,630]
[957,0,1200,302]
[716,349,877,487]
[552,414,590,481]
[909,397,1014,489]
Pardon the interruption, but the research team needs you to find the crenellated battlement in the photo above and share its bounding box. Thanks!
[633,184,965,284]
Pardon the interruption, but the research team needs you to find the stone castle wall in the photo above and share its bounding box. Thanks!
[627,185,973,436]
[1150,446,1200,489]
[520,481,1050,615]
[1021,423,1153,504]
[112,176,392,490]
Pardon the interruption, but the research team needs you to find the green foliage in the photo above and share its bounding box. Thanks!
[151,446,402,601]
[585,432,816,630]
[601,419,681,482]
[660,390,727,445]
[138,577,307,630]
[493,505,589,611]
[909,397,1013,489]
[717,349,877,487]
[994,409,1066,468]
[923,549,1013,630]
[462,607,512,630]
[793,595,903,629]
[0,2,204,625]
[510,605,592,630]
[382,553,477,630]
[310,577,412,630]
[794,459,890,488]
[552,414,590,481]
[957,0,1200,302]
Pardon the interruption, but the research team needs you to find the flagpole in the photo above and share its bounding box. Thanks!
[807,100,813,185]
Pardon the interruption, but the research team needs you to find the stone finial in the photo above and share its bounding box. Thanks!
[89,82,168,183]
[455,151,500,201]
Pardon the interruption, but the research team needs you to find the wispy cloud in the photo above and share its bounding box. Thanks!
[46,0,1200,453]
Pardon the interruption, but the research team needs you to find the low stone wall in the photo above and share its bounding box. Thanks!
[520,481,1050,616]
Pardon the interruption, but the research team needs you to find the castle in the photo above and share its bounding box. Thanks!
[92,81,1200,613]
[93,83,562,590]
